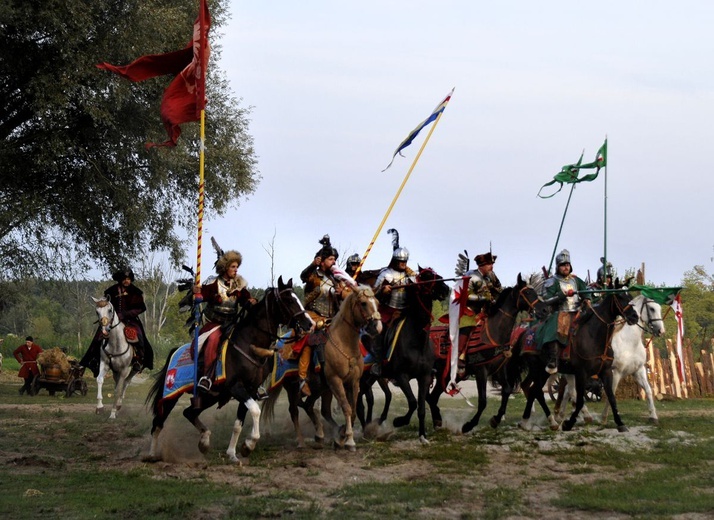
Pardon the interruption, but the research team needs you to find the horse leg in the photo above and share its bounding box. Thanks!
[302,393,324,446]
[95,361,108,414]
[226,402,247,463]
[145,396,179,462]
[343,377,360,452]
[562,372,585,431]
[601,368,621,425]
[230,397,261,461]
[110,366,132,419]
[378,378,392,425]
[326,376,351,449]
[601,370,628,432]
[182,396,216,454]
[392,373,417,429]
[462,370,488,434]
[426,379,445,430]
[284,383,307,448]
[633,365,659,424]
[416,376,430,444]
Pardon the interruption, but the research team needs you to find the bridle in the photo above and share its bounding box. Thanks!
[635,297,664,335]
[496,285,540,320]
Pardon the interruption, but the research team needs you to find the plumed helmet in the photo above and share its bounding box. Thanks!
[555,249,571,267]
[316,234,339,260]
[215,250,243,276]
[112,267,135,282]
[474,252,497,267]
[392,247,410,262]
[347,253,361,265]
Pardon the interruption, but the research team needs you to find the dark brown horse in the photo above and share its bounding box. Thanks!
[145,277,314,463]
[427,274,548,434]
[358,266,450,444]
[558,290,638,432]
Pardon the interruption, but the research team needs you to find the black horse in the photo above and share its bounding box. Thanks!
[145,277,314,463]
[559,290,638,432]
[358,266,450,443]
[427,274,548,434]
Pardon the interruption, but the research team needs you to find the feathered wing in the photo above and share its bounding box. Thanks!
[210,236,224,260]
[455,250,470,276]
[387,228,400,250]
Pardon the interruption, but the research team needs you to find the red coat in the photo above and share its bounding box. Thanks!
[13,342,43,378]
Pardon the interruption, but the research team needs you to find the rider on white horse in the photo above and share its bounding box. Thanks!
[80,267,153,377]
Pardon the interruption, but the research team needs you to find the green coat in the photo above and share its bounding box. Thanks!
[535,274,589,346]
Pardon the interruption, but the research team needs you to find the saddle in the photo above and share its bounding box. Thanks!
[124,326,139,344]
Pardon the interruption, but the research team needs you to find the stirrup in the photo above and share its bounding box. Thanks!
[255,387,269,401]
[370,363,382,376]
[197,377,212,393]
[298,378,311,397]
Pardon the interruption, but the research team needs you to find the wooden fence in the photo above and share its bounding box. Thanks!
[617,338,714,399]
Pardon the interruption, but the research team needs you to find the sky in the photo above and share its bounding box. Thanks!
[191,1,714,290]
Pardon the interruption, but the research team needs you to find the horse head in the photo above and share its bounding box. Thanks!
[272,276,315,335]
[343,285,382,337]
[636,295,665,337]
[415,265,450,301]
[609,290,638,326]
[515,273,549,320]
[92,296,117,338]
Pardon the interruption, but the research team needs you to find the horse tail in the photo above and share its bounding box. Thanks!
[261,384,282,430]
[145,348,177,414]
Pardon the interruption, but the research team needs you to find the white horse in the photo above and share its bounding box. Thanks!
[92,296,140,419]
[555,294,665,425]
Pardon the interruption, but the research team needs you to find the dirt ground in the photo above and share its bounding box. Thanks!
[1,369,711,519]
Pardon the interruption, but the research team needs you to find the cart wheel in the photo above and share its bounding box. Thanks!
[79,380,88,396]
[30,374,41,396]
[66,378,75,398]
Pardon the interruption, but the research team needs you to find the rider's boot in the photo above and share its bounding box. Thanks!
[298,346,312,396]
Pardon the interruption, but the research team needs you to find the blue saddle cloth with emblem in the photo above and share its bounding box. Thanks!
[161,341,227,402]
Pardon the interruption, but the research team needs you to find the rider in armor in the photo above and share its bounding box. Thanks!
[298,235,345,396]
[80,267,154,377]
[466,252,502,316]
[536,249,591,356]
[345,253,362,279]
[370,229,416,375]
[194,249,256,392]
[589,257,616,302]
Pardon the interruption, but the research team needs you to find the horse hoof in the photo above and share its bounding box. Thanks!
[240,443,252,458]
[648,418,659,425]
[550,423,560,431]
[419,435,430,445]
[584,416,593,425]
[562,420,574,432]
[617,425,629,433]
[142,454,161,463]
[462,423,474,434]
[346,444,357,452]
[393,417,408,428]
[314,435,324,444]
[489,416,500,429]
[95,407,104,415]
[433,420,443,429]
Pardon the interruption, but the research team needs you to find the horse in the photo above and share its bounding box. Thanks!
[263,285,382,450]
[357,266,450,444]
[145,277,314,463]
[91,296,141,419]
[426,274,548,434]
[558,290,639,432]
[554,294,665,425]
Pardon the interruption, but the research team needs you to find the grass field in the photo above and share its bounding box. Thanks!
[1,368,713,519]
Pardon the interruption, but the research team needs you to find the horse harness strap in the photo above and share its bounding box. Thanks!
[231,341,268,368]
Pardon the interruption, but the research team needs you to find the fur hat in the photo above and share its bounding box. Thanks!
[474,252,497,267]
[112,267,135,282]
[215,250,243,276]
[316,234,339,260]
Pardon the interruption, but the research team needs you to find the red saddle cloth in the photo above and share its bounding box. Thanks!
[124,326,139,343]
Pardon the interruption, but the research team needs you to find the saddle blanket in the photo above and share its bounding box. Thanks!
[161,337,227,402]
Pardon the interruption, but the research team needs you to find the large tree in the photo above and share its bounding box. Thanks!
[0,0,258,277]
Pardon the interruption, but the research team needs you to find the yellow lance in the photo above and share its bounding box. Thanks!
[355,88,455,277]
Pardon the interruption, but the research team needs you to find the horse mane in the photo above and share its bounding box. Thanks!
[487,286,513,318]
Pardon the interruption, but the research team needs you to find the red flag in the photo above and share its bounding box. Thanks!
[97,0,211,147]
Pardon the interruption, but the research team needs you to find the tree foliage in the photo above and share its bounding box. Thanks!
[0,0,258,277]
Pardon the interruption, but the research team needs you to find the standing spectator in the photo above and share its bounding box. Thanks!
[13,336,43,395]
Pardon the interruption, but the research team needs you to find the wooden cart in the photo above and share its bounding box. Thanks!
[31,361,88,397]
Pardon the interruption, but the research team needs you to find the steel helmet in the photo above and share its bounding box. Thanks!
[555,249,571,267]
[392,247,410,262]
[346,253,361,265]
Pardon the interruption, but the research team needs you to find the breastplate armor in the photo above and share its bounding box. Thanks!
[376,268,411,309]
[307,273,338,318]
[558,277,580,312]
[205,277,240,323]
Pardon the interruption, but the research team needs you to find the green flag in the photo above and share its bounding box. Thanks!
[580,138,608,170]
[537,151,602,198]
[630,285,681,305]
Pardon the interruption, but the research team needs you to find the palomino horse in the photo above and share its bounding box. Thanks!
[427,274,547,434]
[264,285,382,451]
[558,290,639,432]
[555,294,665,425]
[359,267,450,443]
[146,277,314,463]
[92,296,140,419]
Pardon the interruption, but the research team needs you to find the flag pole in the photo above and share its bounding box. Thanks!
[602,135,608,282]
[547,183,577,274]
[355,110,446,276]
[192,109,206,402]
